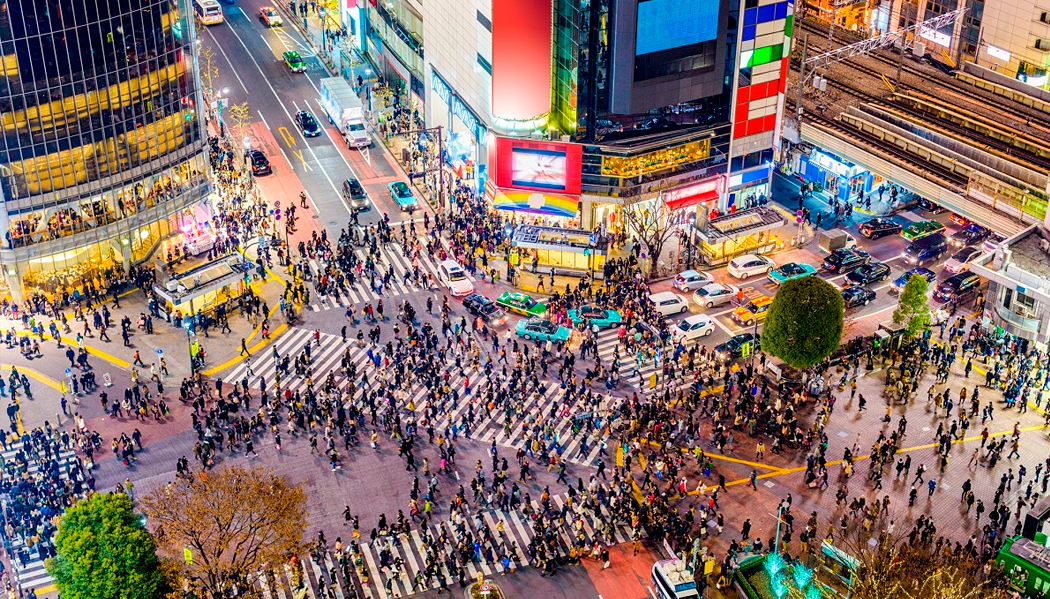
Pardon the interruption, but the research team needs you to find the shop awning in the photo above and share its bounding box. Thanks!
[487,185,579,218]
[664,176,724,211]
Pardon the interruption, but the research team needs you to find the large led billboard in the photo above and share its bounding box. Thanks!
[491,0,553,121]
[635,0,719,56]
[511,148,567,190]
[493,137,582,195]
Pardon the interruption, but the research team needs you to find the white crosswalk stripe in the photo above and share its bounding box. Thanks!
[304,240,445,312]
[593,328,713,395]
[255,495,632,599]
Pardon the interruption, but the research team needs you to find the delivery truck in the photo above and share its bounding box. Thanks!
[319,77,372,149]
[818,228,857,253]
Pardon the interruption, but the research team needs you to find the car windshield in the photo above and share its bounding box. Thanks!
[676,321,691,332]
[347,123,365,131]
[393,183,408,194]
[448,269,465,281]
[745,302,759,312]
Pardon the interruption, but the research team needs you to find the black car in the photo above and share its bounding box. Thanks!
[949,223,991,247]
[714,333,760,361]
[916,197,944,213]
[294,110,322,137]
[842,285,876,309]
[858,218,902,239]
[846,261,891,286]
[934,272,982,302]
[463,294,507,326]
[246,150,272,175]
[822,248,870,274]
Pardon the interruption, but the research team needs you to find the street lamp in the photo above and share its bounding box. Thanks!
[214,86,230,138]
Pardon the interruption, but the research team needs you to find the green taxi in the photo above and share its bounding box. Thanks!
[496,292,547,317]
[283,50,306,73]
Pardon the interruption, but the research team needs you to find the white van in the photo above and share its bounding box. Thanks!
[649,291,689,317]
[438,259,474,296]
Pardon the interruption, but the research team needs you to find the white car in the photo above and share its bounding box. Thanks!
[438,259,473,296]
[727,254,775,279]
[672,314,715,343]
[944,246,982,274]
[693,282,739,308]
[649,291,690,317]
[672,269,713,292]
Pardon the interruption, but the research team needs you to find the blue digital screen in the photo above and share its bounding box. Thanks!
[636,0,719,55]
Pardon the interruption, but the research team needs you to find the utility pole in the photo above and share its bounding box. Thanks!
[437,125,445,212]
[796,34,809,120]
[896,34,906,87]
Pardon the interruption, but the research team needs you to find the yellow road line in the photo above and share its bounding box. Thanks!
[202,323,289,376]
[0,365,62,392]
[244,302,282,346]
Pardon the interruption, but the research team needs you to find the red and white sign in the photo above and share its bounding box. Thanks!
[664,176,725,210]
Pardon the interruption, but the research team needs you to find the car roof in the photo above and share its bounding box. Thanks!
[678,270,699,277]
[683,314,712,325]
[440,259,462,268]
[649,291,680,300]
[699,282,727,292]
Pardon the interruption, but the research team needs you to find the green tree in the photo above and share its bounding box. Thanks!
[761,276,844,369]
[892,275,931,337]
[47,493,161,599]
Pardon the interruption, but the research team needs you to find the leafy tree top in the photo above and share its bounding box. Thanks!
[892,275,931,338]
[762,276,845,369]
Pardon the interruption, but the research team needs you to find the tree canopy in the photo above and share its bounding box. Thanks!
[761,276,845,369]
[892,274,931,337]
[47,492,161,599]
[140,466,307,599]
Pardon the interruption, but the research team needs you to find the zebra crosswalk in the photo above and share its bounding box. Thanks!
[223,329,611,466]
[1,447,82,592]
[593,327,714,395]
[254,494,633,599]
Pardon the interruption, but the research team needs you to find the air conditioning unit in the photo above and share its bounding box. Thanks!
[165,280,179,292]
[1039,237,1050,254]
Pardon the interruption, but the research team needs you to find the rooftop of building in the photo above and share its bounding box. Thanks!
[1004,227,1050,277]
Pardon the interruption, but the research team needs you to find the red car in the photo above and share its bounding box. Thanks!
[949,213,969,226]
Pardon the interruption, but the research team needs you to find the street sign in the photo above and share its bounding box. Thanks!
[184,547,193,565]
[649,373,657,389]
[275,213,281,221]
[741,341,752,358]
[155,348,164,357]
[103,373,112,387]
[65,368,72,378]
[275,200,280,208]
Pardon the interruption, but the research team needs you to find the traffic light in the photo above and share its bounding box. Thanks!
[872,332,881,350]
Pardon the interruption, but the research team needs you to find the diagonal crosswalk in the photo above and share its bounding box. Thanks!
[254,493,634,599]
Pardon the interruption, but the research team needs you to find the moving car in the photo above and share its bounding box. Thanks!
[495,292,546,317]
[858,218,902,239]
[437,259,473,296]
[692,283,739,308]
[515,318,571,342]
[283,50,306,73]
[900,220,946,240]
[944,246,983,273]
[842,285,876,308]
[714,333,760,361]
[767,262,817,285]
[846,261,891,285]
[259,5,282,26]
[246,149,271,175]
[463,294,507,326]
[949,213,970,226]
[341,178,369,212]
[892,267,937,293]
[649,292,690,317]
[568,306,622,329]
[916,198,945,213]
[672,270,713,292]
[727,254,775,279]
[950,223,991,247]
[983,232,1006,252]
[731,296,773,326]
[294,110,322,137]
[671,314,715,344]
[821,248,870,274]
[934,272,982,302]
[388,181,419,212]
[902,232,949,266]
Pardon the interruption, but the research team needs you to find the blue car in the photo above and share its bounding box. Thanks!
[515,319,571,342]
[568,305,623,329]
[767,262,817,285]
[892,267,937,293]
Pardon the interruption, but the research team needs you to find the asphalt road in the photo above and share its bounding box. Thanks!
[199,6,418,233]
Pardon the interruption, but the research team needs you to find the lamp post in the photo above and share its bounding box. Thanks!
[213,86,230,138]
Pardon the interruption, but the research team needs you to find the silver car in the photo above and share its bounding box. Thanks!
[692,283,739,309]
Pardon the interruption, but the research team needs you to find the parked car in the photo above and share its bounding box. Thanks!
[901,220,946,240]
[949,213,970,226]
[515,318,570,342]
[341,178,369,212]
[950,223,991,247]
[259,5,283,26]
[437,259,473,296]
[671,314,716,344]
[714,333,760,361]
[692,283,739,308]
[294,110,322,137]
[283,50,306,72]
[649,292,690,317]
[944,246,983,273]
[672,270,713,292]
[916,198,945,213]
[495,292,546,317]
[768,262,817,285]
[842,285,876,309]
[892,267,937,293]
[568,306,622,329]
[822,248,870,274]
[846,261,891,285]
[983,232,1007,252]
[463,294,507,326]
[388,181,419,212]
[858,218,902,239]
[934,272,982,302]
[727,254,775,279]
[732,296,774,326]
[246,149,272,175]
[902,233,949,266]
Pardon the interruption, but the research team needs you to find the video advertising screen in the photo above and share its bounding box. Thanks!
[635,0,719,55]
[511,147,568,191]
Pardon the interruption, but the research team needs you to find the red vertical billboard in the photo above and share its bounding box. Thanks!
[491,0,553,121]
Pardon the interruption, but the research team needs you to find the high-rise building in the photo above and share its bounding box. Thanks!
[0,0,211,304]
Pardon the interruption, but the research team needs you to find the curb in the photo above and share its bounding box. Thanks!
[273,5,339,77]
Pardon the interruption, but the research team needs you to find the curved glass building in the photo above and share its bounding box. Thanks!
[0,0,210,303]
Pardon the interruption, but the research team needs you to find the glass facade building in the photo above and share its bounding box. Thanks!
[0,0,210,303]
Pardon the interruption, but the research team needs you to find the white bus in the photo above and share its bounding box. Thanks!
[194,0,223,25]
[652,558,699,599]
